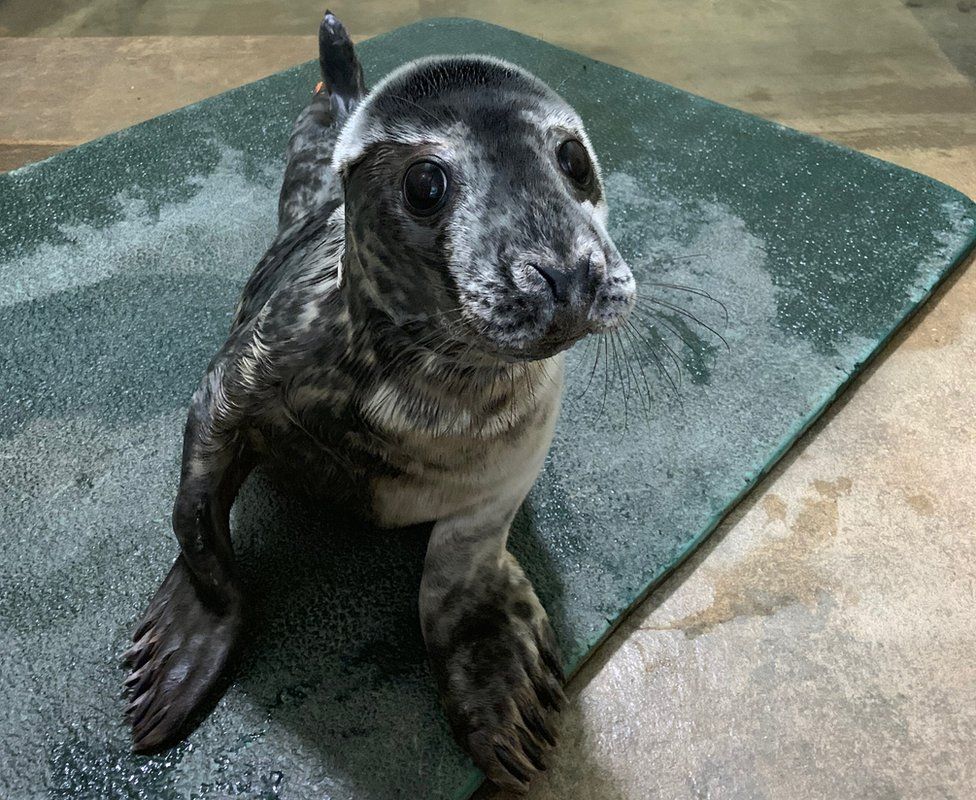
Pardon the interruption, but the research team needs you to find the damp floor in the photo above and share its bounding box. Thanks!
[2,3,976,799]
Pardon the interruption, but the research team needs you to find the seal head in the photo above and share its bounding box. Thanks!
[333,55,636,361]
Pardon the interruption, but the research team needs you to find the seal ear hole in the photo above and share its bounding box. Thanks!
[557,139,593,189]
[403,160,450,216]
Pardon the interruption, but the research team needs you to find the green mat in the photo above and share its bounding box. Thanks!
[1,18,974,800]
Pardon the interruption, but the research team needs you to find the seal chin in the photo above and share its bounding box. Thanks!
[475,328,580,363]
[513,334,586,362]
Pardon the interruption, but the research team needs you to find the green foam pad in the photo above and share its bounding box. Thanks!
[1,18,974,800]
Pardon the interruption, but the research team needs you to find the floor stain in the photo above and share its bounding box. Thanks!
[904,491,936,516]
[761,493,788,524]
[645,477,855,638]
[745,88,772,102]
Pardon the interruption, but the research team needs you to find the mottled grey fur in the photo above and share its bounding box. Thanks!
[124,12,635,793]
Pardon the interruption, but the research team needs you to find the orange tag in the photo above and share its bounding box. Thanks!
[314,81,324,94]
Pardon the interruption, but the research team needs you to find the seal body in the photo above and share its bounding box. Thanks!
[225,203,566,528]
[124,13,635,793]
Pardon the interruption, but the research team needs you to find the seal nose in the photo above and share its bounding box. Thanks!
[531,254,595,306]
[531,262,572,304]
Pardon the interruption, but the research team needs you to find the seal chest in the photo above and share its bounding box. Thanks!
[367,355,565,529]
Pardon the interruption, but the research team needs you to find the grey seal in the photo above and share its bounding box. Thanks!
[124,11,636,792]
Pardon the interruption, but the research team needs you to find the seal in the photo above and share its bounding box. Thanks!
[123,11,636,792]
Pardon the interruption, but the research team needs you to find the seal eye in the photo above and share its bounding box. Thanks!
[403,160,449,216]
[557,139,592,187]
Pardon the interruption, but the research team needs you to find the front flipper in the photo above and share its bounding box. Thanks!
[422,515,566,793]
[125,368,253,752]
[124,556,242,752]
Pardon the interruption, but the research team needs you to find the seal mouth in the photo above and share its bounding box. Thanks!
[414,321,585,364]
[445,283,637,363]
[480,310,631,363]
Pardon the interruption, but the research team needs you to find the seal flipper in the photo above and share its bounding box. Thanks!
[318,10,365,116]
[124,370,253,752]
[276,11,365,233]
[125,557,243,752]
[422,512,566,793]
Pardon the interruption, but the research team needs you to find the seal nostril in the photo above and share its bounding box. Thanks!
[531,263,571,304]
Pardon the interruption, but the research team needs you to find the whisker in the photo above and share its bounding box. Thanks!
[624,318,679,397]
[387,93,459,126]
[573,331,603,403]
[651,252,707,262]
[634,297,731,352]
[628,309,697,384]
[621,323,654,424]
[567,333,597,378]
[608,331,628,428]
[615,328,645,429]
[599,334,611,420]
[627,311,684,380]
[629,306,699,355]
[642,282,729,325]
[629,304,685,340]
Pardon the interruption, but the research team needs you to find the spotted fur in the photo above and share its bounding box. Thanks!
[124,13,635,794]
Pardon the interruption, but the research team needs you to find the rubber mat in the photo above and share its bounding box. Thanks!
[1,18,974,800]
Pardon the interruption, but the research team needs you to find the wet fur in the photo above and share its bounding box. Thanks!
[124,12,635,794]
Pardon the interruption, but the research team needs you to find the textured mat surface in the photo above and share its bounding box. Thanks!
[1,18,974,800]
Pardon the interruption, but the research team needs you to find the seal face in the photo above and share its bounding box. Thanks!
[334,55,635,361]
[124,14,635,794]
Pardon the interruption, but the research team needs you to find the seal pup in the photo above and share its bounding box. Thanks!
[124,12,636,792]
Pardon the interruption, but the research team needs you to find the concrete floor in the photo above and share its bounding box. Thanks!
[2,1,975,798]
